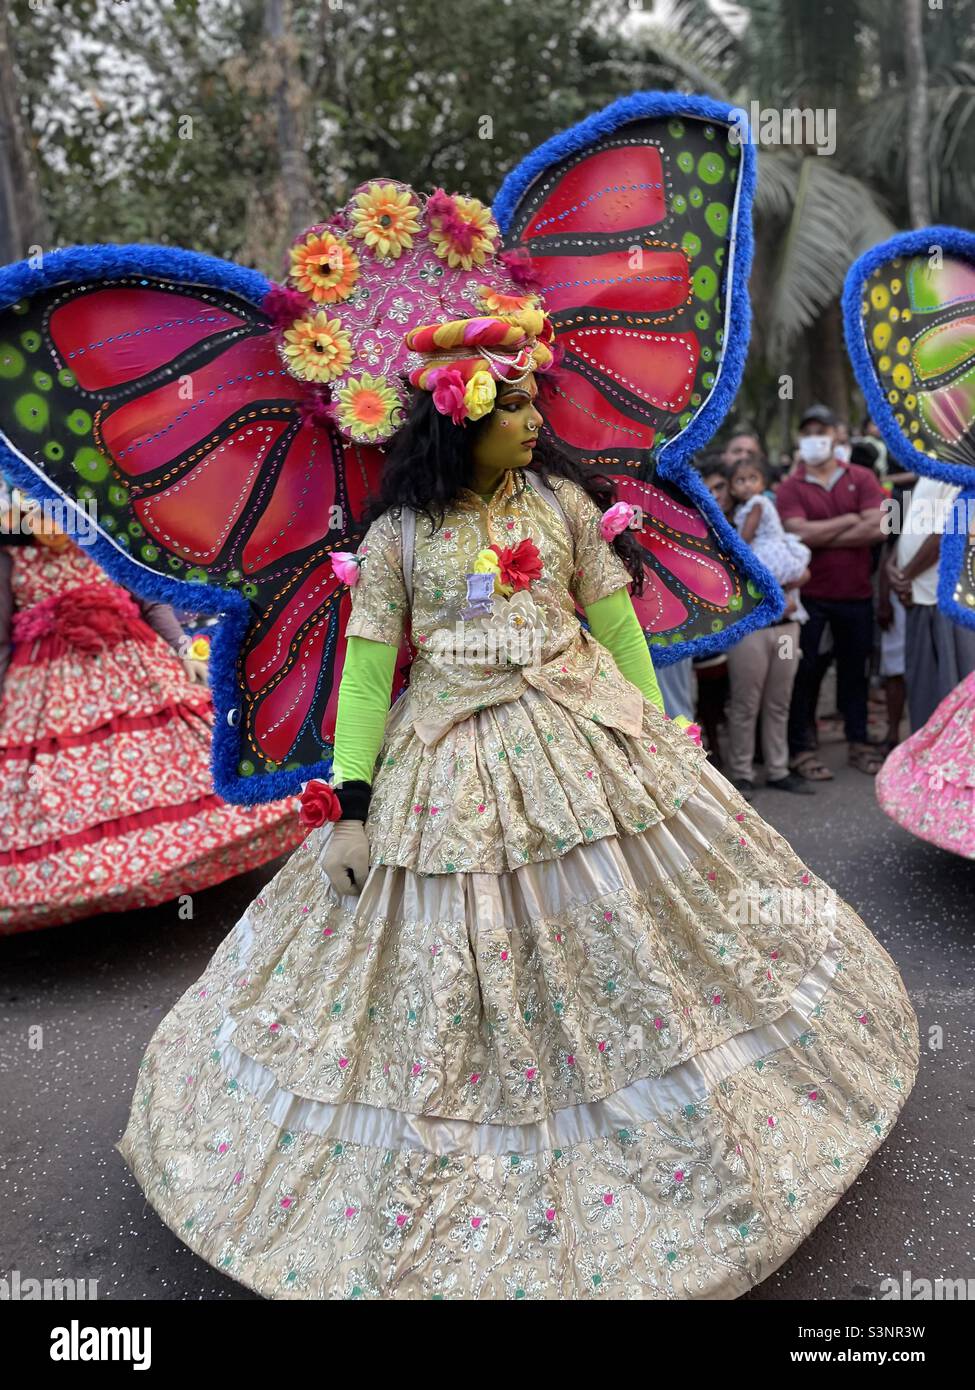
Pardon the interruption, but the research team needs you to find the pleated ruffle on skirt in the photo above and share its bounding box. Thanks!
[116,761,918,1299]
[366,683,710,875]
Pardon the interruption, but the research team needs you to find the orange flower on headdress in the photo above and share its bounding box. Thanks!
[348,183,421,260]
[426,190,499,271]
[289,230,360,304]
[476,285,541,318]
[335,373,403,441]
[282,312,352,383]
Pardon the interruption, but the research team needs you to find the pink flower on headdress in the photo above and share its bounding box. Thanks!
[426,189,498,270]
[430,366,468,425]
[263,283,315,330]
[330,552,362,586]
[498,247,545,292]
[298,391,333,431]
[599,501,638,541]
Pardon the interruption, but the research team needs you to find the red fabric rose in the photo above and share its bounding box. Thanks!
[298,779,342,828]
[489,537,543,591]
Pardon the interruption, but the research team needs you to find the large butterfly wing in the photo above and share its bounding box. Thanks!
[494,93,781,660]
[0,246,405,803]
[843,226,975,630]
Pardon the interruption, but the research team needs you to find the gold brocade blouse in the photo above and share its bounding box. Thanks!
[344,471,645,748]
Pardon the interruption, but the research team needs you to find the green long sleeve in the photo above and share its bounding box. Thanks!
[330,635,399,786]
[584,586,665,714]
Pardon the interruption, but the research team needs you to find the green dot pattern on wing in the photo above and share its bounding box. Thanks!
[664,117,736,432]
[0,291,201,587]
[648,115,762,641]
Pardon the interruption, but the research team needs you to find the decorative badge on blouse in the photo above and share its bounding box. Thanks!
[460,570,496,619]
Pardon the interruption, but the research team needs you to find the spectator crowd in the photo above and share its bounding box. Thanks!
[666,405,973,800]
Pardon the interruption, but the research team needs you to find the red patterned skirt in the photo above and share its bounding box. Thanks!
[0,590,305,934]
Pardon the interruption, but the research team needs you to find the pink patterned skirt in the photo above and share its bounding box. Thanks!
[875,669,975,858]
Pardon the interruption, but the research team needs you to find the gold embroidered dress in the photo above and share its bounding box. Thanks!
[117,471,919,1300]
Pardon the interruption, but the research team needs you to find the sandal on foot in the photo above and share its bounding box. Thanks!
[848,742,885,775]
[790,752,834,782]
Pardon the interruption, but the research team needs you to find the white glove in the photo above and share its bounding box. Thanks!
[322,819,370,896]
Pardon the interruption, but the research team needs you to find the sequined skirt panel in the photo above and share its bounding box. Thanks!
[117,763,919,1298]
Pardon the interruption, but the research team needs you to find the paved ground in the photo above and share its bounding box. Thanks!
[1,726,973,1302]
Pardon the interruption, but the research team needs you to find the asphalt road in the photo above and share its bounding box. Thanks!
[1,733,973,1303]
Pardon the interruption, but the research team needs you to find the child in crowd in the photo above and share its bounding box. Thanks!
[722,457,813,797]
[729,458,811,620]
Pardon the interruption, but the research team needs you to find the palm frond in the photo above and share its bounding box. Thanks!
[756,152,894,364]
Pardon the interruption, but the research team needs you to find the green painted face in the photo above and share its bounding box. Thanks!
[470,374,543,477]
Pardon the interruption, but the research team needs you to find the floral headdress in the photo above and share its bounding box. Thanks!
[404,287,554,426]
[265,181,553,443]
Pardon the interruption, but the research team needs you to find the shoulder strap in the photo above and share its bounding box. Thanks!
[528,473,569,530]
[399,505,416,609]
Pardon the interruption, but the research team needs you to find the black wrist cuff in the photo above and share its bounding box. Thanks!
[334,779,371,821]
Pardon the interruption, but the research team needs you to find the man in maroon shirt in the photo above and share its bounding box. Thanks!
[776,404,886,777]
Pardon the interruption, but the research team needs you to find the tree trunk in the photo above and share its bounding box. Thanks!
[265,0,313,245]
[904,0,932,227]
[806,300,850,423]
[0,3,50,261]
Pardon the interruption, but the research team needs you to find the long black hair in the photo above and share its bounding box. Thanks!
[362,389,646,595]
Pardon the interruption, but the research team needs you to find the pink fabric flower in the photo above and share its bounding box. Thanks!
[430,366,468,424]
[330,551,362,586]
[262,282,315,330]
[599,501,637,541]
[498,246,544,292]
[682,722,703,746]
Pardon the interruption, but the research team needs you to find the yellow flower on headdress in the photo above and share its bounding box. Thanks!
[282,312,352,383]
[289,230,360,304]
[463,369,496,421]
[335,373,403,441]
[427,194,499,271]
[348,183,421,260]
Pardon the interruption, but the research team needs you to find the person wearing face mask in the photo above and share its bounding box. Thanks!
[775,404,887,778]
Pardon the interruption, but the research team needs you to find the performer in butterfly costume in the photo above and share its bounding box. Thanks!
[0,95,917,1298]
[845,227,975,860]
